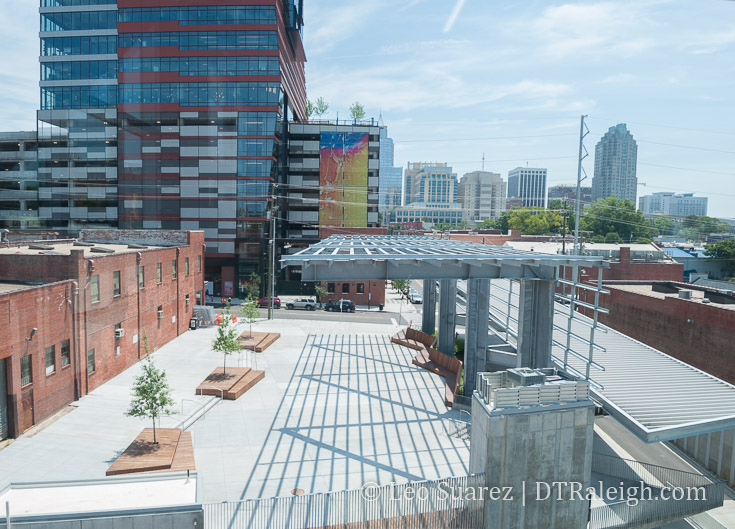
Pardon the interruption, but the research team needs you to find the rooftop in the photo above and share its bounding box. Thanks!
[0,241,166,258]
[606,282,735,310]
[0,282,36,294]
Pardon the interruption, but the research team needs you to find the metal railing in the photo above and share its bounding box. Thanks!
[203,474,485,529]
[443,410,471,440]
[589,453,725,529]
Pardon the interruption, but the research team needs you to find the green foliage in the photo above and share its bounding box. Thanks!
[495,211,512,233]
[507,208,561,235]
[705,239,735,277]
[126,355,175,444]
[581,197,654,242]
[392,279,410,294]
[548,199,576,232]
[239,296,260,337]
[652,216,676,236]
[604,232,623,244]
[681,215,730,240]
[314,97,329,117]
[349,101,366,121]
[454,337,465,362]
[431,220,468,231]
[211,309,241,375]
[314,284,329,306]
[243,272,261,300]
[476,219,498,230]
[305,99,315,118]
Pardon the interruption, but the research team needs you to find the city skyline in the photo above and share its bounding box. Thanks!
[0,1,733,219]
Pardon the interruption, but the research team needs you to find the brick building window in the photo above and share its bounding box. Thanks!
[87,349,95,374]
[45,345,55,375]
[172,259,177,279]
[356,283,365,294]
[197,255,202,272]
[21,355,32,386]
[61,339,70,367]
[113,270,121,296]
[327,283,335,293]
[115,322,122,340]
[138,266,145,289]
[185,257,190,276]
[91,275,100,302]
[342,283,350,294]
[156,262,162,284]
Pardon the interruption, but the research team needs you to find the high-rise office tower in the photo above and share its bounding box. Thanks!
[378,127,402,214]
[592,124,638,204]
[37,0,306,297]
[403,162,457,205]
[458,171,506,223]
[507,167,547,209]
[639,192,708,217]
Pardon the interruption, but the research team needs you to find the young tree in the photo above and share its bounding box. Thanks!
[211,309,241,375]
[125,355,175,444]
[314,284,329,307]
[305,99,315,118]
[349,101,366,122]
[314,96,329,117]
[243,272,261,300]
[240,296,260,337]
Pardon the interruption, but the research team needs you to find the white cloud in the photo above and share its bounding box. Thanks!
[443,0,467,33]
[683,25,735,54]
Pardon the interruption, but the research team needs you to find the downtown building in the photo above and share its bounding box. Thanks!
[378,126,402,216]
[37,0,306,298]
[457,171,506,225]
[507,166,546,209]
[592,123,638,204]
[548,183,592,206]
[639,192,708,217]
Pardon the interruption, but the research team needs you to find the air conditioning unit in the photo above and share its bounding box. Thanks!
[678,290,693,300]
[157,309,164,319]
[115,328,124,338]
[186,297,190,306]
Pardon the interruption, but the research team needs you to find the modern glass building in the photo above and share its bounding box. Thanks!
[37,0,307,297]
[507,167,547,209]
[592,123,638,205]
[378,127,402,213]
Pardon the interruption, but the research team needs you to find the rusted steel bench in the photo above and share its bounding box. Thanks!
[412,347,463,407]
[391,325,436,352]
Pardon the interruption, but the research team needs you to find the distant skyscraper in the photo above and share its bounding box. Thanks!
[458,171,506,223]
[507,167,547,209]
[639,192,708,217]
[592,124,638,204]
[404,162,457,205]
[378,127,403,213]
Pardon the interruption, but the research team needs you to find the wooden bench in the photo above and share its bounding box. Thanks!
[391,325,436,352]
[412,347,463,407]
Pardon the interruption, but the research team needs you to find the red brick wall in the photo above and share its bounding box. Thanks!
[320,280,385,307]
[0,231,206,436]
[598,286,735,385]
[0,281,77,437]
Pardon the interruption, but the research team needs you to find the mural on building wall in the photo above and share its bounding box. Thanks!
[319,132,368,227]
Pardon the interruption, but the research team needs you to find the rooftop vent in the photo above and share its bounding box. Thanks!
[507,368,546,387]
[678,290,693,299]
[73,241,95,247]
[90,246,115,254]
[702,298,711,304]
[29,244,54,251]
[127,244,147,249]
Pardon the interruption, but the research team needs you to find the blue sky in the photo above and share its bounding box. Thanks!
[1,1,733,217]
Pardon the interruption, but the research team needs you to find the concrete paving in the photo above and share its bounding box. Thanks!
[0,314,469,504]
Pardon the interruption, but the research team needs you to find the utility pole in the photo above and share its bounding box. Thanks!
[561,198,567,255]
[573,115,589,255]
[267,185,277,320]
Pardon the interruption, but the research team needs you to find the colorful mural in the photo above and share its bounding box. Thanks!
[319,132,369,227]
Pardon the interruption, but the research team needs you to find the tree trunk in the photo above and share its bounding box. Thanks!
[152,414,157,444]
[223,354,226,376]
[250,323,252,338]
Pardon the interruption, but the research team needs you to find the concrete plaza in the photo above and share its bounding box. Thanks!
[0,314,469,503]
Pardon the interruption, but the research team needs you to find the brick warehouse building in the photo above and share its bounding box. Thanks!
[591,280,735,387]
[0,229,204,439]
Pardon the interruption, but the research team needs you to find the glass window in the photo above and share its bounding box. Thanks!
[45,345,56,375]
[197,255,202,272]
[61,339,70,367]
[172,259,177,279]
[185,257,190,276]
[91,275,100,302]
[327,283,335,294]
[21,355,32,386]
[156,262,162,284]
[138,265,145,289]
[87,349,95,374]
[356,284,365,294]
[342,283,350,294]
[113,270,121,296]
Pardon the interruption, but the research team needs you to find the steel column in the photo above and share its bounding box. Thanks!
[464,278,490,396]
[438,279,457,355]
[422,280,437,335]
[516,279,555,369]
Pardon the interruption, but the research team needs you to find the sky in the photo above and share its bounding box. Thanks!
[1,0,733,218]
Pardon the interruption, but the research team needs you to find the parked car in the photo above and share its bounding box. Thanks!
[411,294,423,304]
[257,296,280,308]
[286,298,317,311]
[324,299,356,313]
